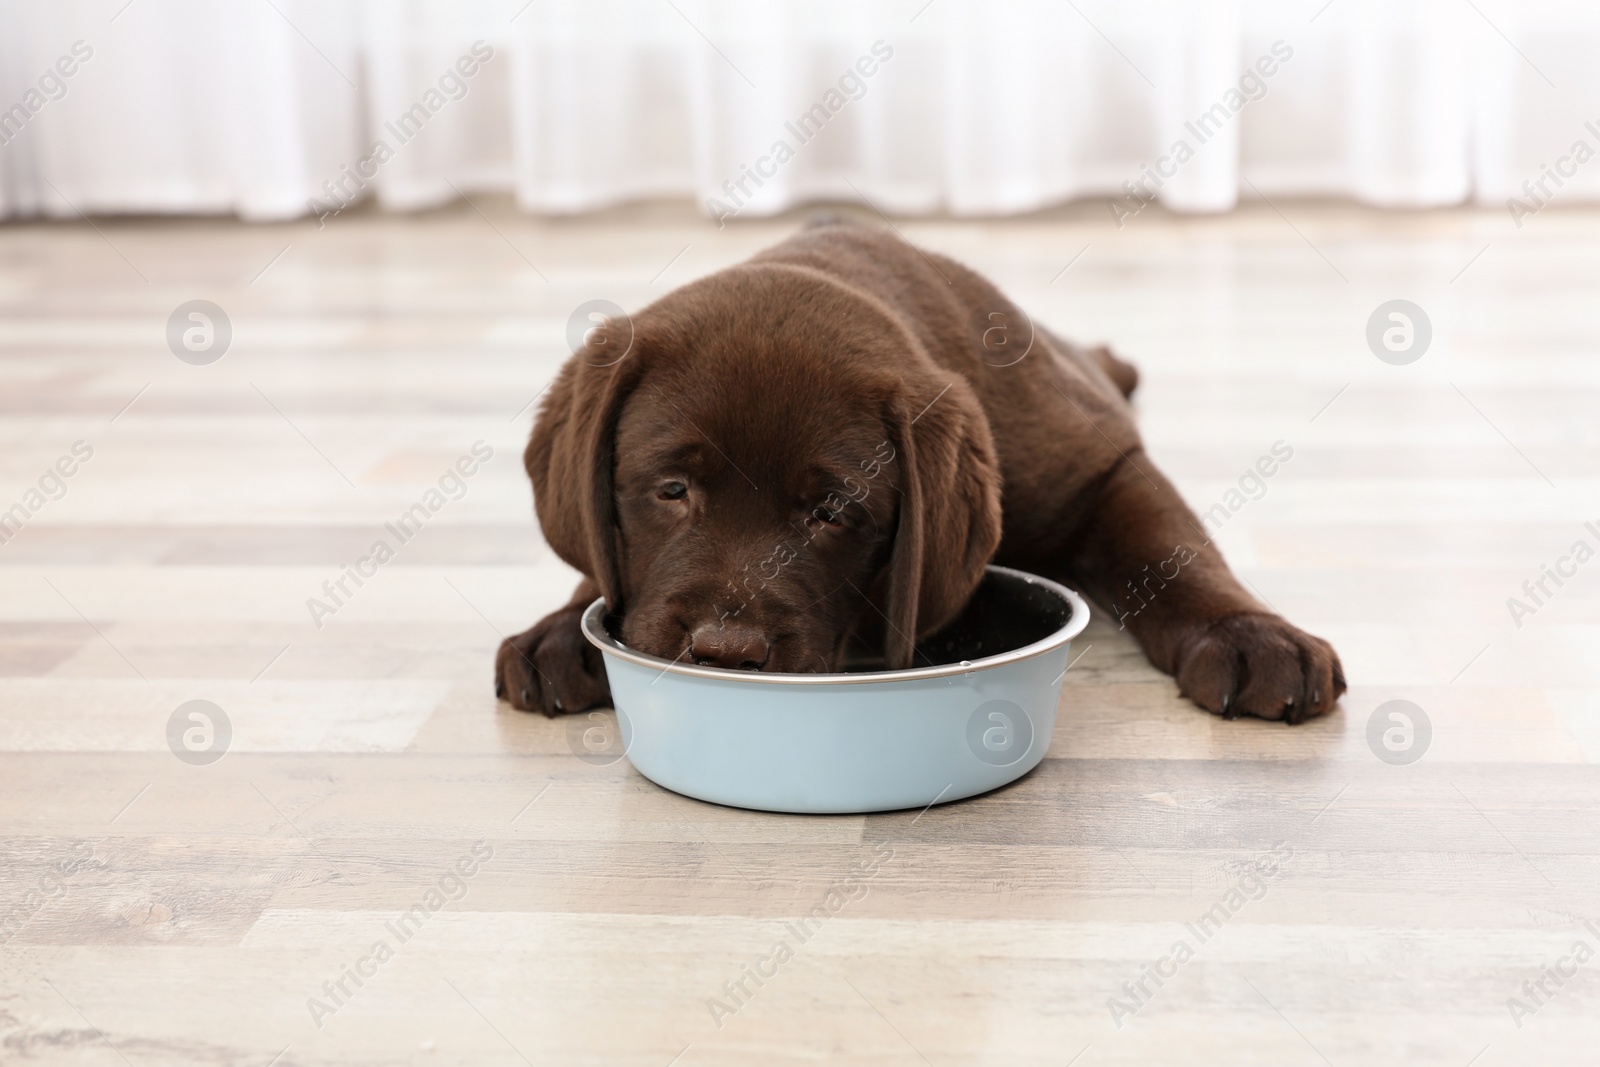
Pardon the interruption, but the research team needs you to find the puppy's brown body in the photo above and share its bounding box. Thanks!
[497,219,1343,722]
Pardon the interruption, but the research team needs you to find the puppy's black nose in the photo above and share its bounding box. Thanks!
[689,623,770,670]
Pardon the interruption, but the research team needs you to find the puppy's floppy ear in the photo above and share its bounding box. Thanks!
[525,348,647,611]
[882,379,1003,668]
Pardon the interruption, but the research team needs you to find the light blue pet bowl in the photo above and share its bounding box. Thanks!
[579,566,1090,814]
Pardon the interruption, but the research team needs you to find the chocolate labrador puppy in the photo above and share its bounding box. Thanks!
[496,217,1343,723]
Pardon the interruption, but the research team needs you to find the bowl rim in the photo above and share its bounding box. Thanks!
[578,564,1090,685]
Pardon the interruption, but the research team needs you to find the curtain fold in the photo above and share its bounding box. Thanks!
[2,0,1598,221]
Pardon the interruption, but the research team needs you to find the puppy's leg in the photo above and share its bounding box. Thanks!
[495,578,612,716]
[1065,453,1344,723]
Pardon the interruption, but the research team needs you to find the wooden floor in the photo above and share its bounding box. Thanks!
[2,197,1598,1065]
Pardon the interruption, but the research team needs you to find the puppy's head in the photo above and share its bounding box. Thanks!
[528,264,1001,671]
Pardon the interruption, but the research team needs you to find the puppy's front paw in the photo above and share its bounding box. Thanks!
[1174,613,1344,724]
[495,607,612,717]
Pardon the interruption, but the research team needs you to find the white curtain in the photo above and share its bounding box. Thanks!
[3,0,1599,221]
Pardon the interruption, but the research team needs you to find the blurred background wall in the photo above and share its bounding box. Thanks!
[2,0,1599,221]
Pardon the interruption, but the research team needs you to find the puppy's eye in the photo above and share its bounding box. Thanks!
[810,505,842,527]
[658,481,689,501]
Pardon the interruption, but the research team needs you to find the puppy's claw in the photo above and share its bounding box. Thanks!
[1218,693,1239,720]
